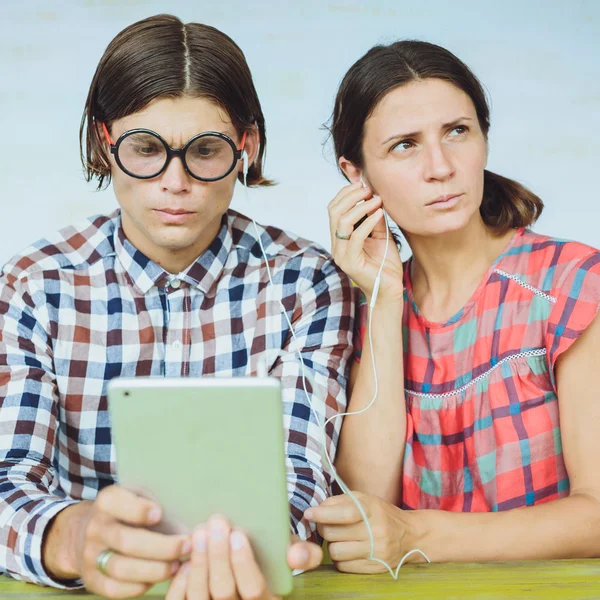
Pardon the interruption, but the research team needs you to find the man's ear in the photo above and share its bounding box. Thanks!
[239,124,260,173]
[338,155,362,185]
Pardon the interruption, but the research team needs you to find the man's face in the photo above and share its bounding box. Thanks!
[105,95,251,272]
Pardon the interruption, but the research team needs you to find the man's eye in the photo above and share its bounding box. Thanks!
[135,146,159,155]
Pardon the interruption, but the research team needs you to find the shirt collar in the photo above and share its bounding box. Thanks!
[113,212,232,295]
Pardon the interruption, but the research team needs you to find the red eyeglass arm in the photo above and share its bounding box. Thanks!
[101,122,115,146]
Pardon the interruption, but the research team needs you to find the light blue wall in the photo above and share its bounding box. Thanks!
[1,0,598,264]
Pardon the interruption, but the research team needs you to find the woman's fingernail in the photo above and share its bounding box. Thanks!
[182,561,191,575]
[304,509,314,520]
[194,528,207,552]
[230,530,246,551]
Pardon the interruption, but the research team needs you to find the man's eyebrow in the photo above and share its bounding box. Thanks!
[381,117,473,146]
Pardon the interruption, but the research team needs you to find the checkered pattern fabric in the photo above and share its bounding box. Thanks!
[356,228,600,512]
[0,209,354,588]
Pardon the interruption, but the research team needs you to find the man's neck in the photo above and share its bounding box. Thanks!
[121,213,223,275]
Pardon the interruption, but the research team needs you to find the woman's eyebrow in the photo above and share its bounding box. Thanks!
[381,116,473,146]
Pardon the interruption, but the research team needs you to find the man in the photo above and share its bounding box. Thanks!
[0,15,353,598]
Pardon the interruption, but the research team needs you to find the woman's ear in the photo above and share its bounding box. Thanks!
[338,155,362,184]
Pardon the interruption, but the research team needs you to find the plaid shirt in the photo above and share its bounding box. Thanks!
[0,209,354,588]
[356,228,600,512]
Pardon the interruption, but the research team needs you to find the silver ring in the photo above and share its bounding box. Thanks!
[96,549,115,576]
[335,230,352,240]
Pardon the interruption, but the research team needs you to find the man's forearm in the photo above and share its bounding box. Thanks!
[42,501,92,580]
[407,493,600,562]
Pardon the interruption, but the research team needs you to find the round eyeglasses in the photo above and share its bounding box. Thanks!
[101,123,247,182]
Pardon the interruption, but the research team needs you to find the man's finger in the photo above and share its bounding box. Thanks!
[229,530,270,600]
[87,571,150,600]
[165,562,191,600]
[187,527,209,600]
[286,541,322,571]
[101,522,191,562]
[95,485,161,527]
[206,516,236,600]
[99,550,179,583]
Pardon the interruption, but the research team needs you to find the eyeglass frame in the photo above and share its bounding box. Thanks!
[101,123,247,182]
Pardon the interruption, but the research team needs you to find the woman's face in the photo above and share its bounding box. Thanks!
[105,95,256,269]
[355,78,488,237]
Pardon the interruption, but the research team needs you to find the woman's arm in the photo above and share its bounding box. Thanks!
[334,300,406,505]
[310,311,600,570]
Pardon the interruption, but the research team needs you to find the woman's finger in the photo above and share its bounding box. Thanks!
[327,181,363,216]
[328,185,374,238]
[304,501,363,525]
[343,209,385,267]
[328,540,371,562]
[317,521,366,543]
[335,558,389,574]
[336,196,382,237]
[229,530,270,600]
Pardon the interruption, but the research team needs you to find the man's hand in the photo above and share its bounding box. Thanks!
[166,515,322,599]
[43,485,191,598]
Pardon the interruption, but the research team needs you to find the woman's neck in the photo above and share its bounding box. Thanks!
[405,216,516,323]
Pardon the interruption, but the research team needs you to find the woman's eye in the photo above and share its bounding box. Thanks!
[449,125,469,137]
[391,140,414,153]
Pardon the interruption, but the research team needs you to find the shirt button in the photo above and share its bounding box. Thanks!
[172,340,182,351]
[170,278,182,289]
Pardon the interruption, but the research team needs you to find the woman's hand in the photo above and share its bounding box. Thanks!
[305,492,421,574]
[328,182,404,304]
[166,515,322,599]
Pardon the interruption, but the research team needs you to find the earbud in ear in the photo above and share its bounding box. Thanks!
[242,150,249,178]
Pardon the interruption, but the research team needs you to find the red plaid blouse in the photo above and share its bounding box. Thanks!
[356,228,600,512]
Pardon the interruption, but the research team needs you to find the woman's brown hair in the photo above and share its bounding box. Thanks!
[330,40,543,232]
[80,14,272,189]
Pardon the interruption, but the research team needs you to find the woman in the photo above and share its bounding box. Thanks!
[306,40,600,572]
[0,13,355,600]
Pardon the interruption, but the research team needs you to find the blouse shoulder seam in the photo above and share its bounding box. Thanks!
[493,268,557,304]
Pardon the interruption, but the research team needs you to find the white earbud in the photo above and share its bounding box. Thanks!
[242,150,249,180]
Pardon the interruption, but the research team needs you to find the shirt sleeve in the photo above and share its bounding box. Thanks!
[0,271,83,589]
[268,255,354,544]
[545,249,600,390]
[353,288,368,363]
